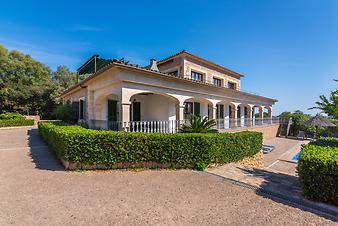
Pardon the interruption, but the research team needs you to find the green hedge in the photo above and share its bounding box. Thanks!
[0,119,34,127]
[297,138,338,206]
[310,137,338,147]
[0,112,25,120]
[38,122,263,170]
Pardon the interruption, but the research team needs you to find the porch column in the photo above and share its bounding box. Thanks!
[268,106,273,124]
[231,102,240,128]
[212,106,217,120]
[240,105,245,127]
[259,106,264,125]
[224,104,230,129]
[121,102,131,131]
[248,104,254,126]
[268,106,272,118]
[179,105,185,121]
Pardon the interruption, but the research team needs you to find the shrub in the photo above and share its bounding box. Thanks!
[311,137,338,147]
[0,119,34,127]
[0,112,25,120]
[38,122,263,170]
[53,103,76,123]
[180,115,218,133]
[297,138,338,205]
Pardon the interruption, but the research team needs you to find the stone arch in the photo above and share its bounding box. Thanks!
[94,93,119,121]
[128,91,180,121]
[183,97,213,119]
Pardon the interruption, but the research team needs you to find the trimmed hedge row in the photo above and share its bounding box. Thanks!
[297,138,338,206]
[0,119,34,127]
[38,122,263,170]
[310,137,338,148]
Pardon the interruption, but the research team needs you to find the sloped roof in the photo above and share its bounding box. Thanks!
[156,50,244,78]
[62,58,277,103]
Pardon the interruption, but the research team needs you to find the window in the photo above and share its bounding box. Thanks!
[184,102,201,118]
[168,70,178,76]
[79,99,85,120]
[228,82,236,90]
[191,71,203,81]
[213,78,222,87]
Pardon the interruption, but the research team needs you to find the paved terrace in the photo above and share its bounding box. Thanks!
[0,127,336,225]
[207,137,338,219]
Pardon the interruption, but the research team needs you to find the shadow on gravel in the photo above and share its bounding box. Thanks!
[28,128,64,171]
[239,167,338,222]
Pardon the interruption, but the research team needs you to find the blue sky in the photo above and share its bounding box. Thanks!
[1,0,337,115]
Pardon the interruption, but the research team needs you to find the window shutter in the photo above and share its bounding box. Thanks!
[220,104,224,118]
[108,100,118,121]
[194,102,200,117]
[72,101,79,120]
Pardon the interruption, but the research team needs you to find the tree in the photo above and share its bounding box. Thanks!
[279,110,311,136]
[0,44,78,118]
[0,45,55,116]
[179,115,218,133]
[52,66,78,104]
[52,66,77,90]
[53,102,76,123]
[309,80,338,119]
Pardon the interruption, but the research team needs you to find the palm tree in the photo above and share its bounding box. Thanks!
[179,114,218,133]
[309,89,338,120]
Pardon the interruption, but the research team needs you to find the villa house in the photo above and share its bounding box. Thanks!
[62,50,278,132]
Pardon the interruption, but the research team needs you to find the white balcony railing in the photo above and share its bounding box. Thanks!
[89,117,281,133]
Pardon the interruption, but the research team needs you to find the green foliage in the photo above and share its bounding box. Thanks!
[297,138,338,206]
[310,137,338,147]
[0,44,80,118]
[0,44,55,117]
[38,122,263,170]
[254,112,269,118]
[52,66,78,104]
[179,115,218,133]
[194,162,206,171]
[309,81,338,119]
[0,119,34,127]
[53,103,76,123]
[280,110,337,137]
[0,112,24,120]
[279,110,311,136]
[0,112,33,127]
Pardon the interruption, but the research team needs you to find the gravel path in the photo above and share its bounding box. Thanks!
[0,127,336,225]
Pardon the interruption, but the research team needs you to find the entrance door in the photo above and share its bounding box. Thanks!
[132,102,141,121]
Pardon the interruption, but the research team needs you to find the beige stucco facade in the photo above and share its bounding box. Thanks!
[157,51,241,90]
[62,51,277,130]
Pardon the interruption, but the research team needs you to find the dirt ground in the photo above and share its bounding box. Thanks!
[0,127,336,226]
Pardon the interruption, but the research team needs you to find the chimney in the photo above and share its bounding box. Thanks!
[149,59,159,71]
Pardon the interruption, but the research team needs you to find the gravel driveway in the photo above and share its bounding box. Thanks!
[0,127,336,225]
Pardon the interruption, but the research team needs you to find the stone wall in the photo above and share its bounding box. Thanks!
[237,151,264,168]
[224,124,280,142]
